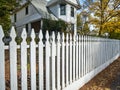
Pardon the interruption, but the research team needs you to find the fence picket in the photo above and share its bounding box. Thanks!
[73,35,76,81]
[69,34,72,83]
[85,36,88,73]
[57,33,61,90]
[65,33,69,86]
[83,36,86,75]
[81,35,84,77]
[76,35,78,80]
[61,33,65,88]
[30,29,36,90]
[9,27,18,90]
[38,30,44,90]
[0,26,120,90]
[0,26,5,90]
[45,31,50,90]
[21,28,27,90]
[79,35,81,78]
[51,32,56,90]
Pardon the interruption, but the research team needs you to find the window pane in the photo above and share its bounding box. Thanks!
[71,7,74,17]
[60,4,66,15]
[25,6,28,15]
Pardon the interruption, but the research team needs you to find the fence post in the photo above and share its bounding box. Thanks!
[51,32,56,90]
[38,30,44,90]
[0,26,5,90]
[56,33,61,90]
[9,27,18,90]
[21,28,27,90]
[30,29,36,90]
[45,31,50,90]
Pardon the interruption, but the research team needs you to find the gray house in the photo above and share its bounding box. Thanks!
[11,0,80,35]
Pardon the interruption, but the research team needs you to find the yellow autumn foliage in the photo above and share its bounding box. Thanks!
[103,21,120,33]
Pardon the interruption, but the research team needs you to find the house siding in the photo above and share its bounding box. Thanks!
[48,3,77,32]
[11,4,42,35]
[49,4,59,17]
[59,4,76,24]
[29,4,38,15]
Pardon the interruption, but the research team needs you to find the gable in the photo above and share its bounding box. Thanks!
[30,0,57,20]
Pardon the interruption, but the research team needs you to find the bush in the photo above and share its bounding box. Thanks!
[42,19,68,33]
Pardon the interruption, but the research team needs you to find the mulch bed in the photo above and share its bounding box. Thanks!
[80,57,120,90]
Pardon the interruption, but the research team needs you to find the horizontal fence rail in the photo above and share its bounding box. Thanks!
[0,26,120,90]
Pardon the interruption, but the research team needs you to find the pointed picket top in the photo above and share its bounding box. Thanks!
[76,34,78,42]
[66,33,68,41]
[46,31,49,41]
[62,33,64,41]
[10,26,16,39]
[21,28,27,40]
[30,29,35,40]
[52,32,55,42]
[0,25,4,38]
[57,32,60,42]
[79,35,81,42]
[39,30,43,41]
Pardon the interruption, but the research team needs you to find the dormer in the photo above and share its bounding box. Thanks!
[47,0,80,22]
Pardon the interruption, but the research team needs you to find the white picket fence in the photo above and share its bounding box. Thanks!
[0,26,120,90]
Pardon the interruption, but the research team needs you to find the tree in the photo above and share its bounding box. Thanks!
[0,0,18,35]
[77,13,90,35]
[82,22,90,35]
[103,19,120,39]
[88,0,120,36]
[77,14,83,34]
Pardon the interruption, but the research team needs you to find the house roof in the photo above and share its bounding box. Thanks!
[47,0,81,9]
[12,0,57,20]
[30,0,57,20]
[12,2,30,14]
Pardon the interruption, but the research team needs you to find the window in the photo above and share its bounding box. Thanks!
[60,4,66,15]
[14,14,17,22]
[26,24,28,32]
[71,7,74,17]
[25,6,28,15]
